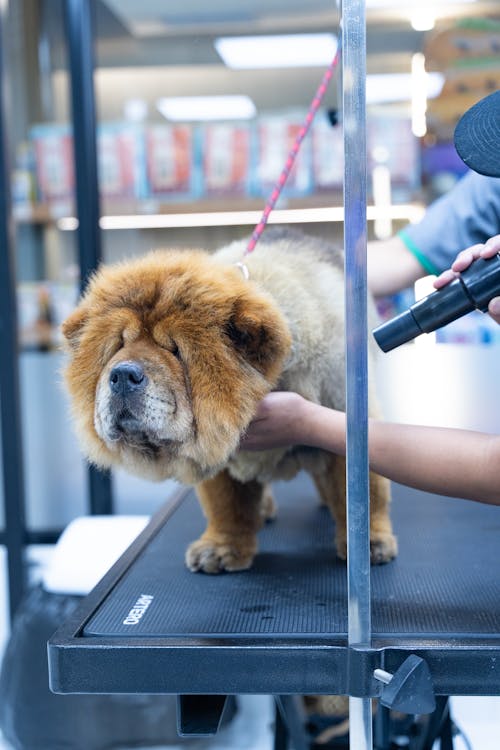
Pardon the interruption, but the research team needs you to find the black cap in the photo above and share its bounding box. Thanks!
[454,89,500,177]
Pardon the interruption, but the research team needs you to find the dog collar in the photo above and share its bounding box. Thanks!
[234,262,250,281]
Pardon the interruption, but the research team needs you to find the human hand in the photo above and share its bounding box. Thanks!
[433,235,500,324]
[239,391,309,451]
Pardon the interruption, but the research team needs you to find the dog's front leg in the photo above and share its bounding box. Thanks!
[186,470,264,573]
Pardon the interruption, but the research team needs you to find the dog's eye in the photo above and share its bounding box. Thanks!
[152,324,181,358]
[162,339,181,360]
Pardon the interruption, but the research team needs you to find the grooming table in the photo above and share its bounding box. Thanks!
[49,473,500,708]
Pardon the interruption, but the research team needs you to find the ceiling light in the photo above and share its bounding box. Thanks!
[156,95,256,122]
[411,9,436,31]
[214,34,339,69]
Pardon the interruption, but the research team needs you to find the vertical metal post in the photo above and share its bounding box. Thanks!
[342,0,372,748]
[0,1,28,618]
[64,0,112,515]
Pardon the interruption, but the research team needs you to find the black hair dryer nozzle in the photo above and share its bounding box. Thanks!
[373,253,500,352]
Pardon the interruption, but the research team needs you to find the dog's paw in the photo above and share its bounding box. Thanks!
[260,486,277,523]
[334,536,348,562]
[185,537,256,574]
[334,533,398,565]
[370,533,398,565]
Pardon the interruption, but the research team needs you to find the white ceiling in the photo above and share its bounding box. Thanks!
[101,0,499,38]
[83,1,500,123]
[96,0,500,75]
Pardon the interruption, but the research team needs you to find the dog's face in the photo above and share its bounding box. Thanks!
[62,250,291,483]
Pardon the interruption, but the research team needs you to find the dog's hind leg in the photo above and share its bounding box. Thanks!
[186,470,265,574]
[311,454,397,564]
[368,472,398,564]
[310,454,347,560]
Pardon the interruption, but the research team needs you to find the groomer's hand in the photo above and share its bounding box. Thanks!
[240,392,310,451]
[433,234,500,324]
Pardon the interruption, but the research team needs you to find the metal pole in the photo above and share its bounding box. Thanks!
[64,0,113,515]
[0,0,28,618]
[342,0,372,747]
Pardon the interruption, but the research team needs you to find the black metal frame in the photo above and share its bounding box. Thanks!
[0,1,28,619]
[64,0,112,516]
[0,0,112,620]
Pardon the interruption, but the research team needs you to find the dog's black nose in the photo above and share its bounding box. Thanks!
[109,362,146,395]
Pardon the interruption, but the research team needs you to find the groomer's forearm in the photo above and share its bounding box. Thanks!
[301,401,500,505]
[368,421,500,505]
[367,236,425,297]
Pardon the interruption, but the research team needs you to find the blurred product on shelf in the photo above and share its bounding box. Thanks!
[201,122,252,196]
[33,286,54,352]
[11,141,37,209]
[425,18,500,138]
[368,113,420,195]
[253,112,314,198]
[25,110,421,211]
[18,282,79,351]
[30,124,74,214]
[97,122,147,201]
[413,18,500,201]
[425,18,500,69]
[312,114,344,191]
[145,123,200,200]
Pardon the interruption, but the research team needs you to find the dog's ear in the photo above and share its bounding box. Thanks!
[61,305,89,350]
[225,295,291,379]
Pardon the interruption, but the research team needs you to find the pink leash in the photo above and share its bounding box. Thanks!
[244,42,341,257]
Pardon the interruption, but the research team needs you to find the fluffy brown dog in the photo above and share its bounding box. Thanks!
[62,228,397,573]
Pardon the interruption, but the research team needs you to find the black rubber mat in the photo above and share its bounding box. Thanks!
[83,473,500,639]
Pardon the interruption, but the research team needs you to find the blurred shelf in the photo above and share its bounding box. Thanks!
[14,194,343,223]
[13,193,424,230]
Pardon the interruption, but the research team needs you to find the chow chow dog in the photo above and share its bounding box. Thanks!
[62,228,397,573]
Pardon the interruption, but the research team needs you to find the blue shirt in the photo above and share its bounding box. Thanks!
[399,171,500,275]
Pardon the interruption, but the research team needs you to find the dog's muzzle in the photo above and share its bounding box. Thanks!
[109,361,147,396]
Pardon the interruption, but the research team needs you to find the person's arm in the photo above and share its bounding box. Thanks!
[367,235,425,297]
[240,392,500,506]
[368,173,500,298]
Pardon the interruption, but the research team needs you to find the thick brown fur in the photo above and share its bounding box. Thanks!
[62,228,397,573]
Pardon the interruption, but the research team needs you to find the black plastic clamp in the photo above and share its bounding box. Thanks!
[374,654,436,714]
